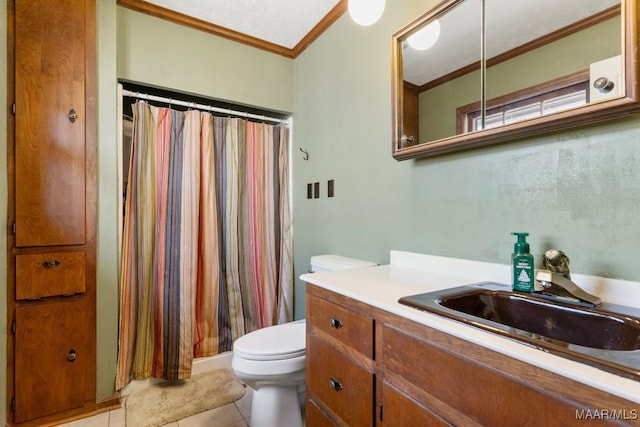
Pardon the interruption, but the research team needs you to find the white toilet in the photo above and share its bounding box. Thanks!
[231,254,376,427]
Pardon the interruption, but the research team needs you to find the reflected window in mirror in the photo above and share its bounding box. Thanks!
[392,0,639,160]
[483,1,622,126]
[458,71,590,132]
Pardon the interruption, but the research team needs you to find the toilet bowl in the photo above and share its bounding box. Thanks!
[232,320,306,427]
[231,254,377,427]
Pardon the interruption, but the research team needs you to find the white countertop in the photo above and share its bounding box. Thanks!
[300,250,640,404]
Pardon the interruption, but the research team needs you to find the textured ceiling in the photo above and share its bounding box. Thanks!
[144,0,341,49]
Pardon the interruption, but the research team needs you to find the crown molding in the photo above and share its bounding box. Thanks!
[117,0,347,59]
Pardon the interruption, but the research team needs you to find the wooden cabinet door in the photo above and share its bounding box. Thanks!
[14,0,87,247]
[14,299,92,423]
[306,399,339,427]
[307,336,374,426]
[402,83,419,146]
[380,381,452,427]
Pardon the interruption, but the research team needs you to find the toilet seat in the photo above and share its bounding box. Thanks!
[233,320,306,361]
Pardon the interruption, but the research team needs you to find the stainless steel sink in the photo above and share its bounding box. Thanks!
[399,282,640,380]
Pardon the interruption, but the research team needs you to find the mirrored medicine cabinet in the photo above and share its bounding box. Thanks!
[392,0,640,160]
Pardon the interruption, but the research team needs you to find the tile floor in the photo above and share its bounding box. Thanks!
[58,387,253,427]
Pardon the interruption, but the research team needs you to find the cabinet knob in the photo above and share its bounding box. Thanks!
[42,260,61,268]
[593,77,615,92]
[329,317,343,329]
[329,377,343,391]
[68,109,78,123]
[67,348,76,362]
[401,134,414,144]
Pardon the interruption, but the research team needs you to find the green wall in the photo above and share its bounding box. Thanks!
[292,1,640,319]
[420,70,479,141]
[96,0,119,401]
[116,7,294,113]
[486,17,620,98]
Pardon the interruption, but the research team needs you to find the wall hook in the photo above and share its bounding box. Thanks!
[299,147,309,161]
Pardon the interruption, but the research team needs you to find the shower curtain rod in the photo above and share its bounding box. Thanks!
[122,89,288,125]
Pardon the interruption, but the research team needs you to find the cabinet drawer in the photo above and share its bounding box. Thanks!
[16,251,85,300]
[308,336,373,426]
[307,294,374,359]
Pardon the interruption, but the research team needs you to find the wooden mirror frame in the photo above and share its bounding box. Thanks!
[391,0,640,161]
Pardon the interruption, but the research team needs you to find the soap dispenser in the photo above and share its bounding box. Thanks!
[511,232,534,292]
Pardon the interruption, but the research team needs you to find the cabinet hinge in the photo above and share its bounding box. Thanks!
[11,397,15,412]
[11,320,16,334]
[12,103,16,115]
[379,401,383,422]
[11,222,16,235]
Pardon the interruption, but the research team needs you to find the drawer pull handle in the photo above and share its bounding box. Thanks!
[329,317,343,329]
[67,348,76,362]
[329,377,343,391]
[42,260,61,268]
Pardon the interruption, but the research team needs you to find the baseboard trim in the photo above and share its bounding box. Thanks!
[96,395,122,412]
[13,395,122,427]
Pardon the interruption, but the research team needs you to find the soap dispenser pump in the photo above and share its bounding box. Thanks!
[511,232,534,292]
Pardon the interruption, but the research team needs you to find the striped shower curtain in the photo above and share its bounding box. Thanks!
[115,102,292,390]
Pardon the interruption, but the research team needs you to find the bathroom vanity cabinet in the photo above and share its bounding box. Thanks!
[305,284,639,426]
[306,291,375,426]
[7,0,97,424]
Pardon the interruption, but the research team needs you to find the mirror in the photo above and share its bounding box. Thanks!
[392,0,640,160]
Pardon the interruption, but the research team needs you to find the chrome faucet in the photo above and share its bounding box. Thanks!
[535,250,602,307]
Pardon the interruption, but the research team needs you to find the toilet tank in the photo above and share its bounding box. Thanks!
[310,254,377,273]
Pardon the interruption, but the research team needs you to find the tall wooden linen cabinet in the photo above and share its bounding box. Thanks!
[7,0,97,425]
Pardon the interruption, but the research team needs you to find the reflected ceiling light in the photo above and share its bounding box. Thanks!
[348,0,385,26]
[407,20,441,50]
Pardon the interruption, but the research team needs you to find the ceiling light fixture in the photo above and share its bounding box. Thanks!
[348,0,385,26]
[407,20,441,50]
